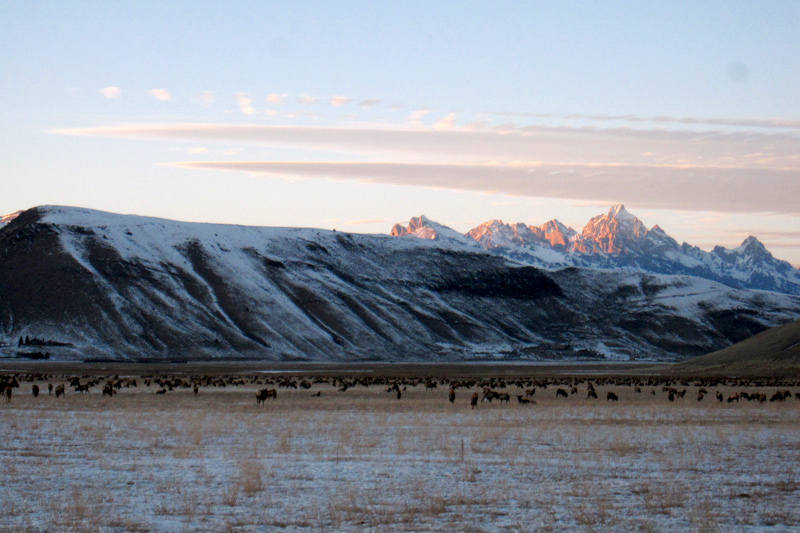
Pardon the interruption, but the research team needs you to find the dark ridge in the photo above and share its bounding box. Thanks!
[433,266,562,299]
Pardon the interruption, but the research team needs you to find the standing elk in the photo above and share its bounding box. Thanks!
[449,389,456,403]
[497,393,510,404]
[256,388,277,405]
[471,393,479,410]
[32,384,40,398]
[55,384,65,398]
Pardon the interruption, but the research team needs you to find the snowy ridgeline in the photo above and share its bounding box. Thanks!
[392,205,800,296]
[1,205,799,362]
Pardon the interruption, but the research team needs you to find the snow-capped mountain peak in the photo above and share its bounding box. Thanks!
[391,215,475,247]
[390,205,800,296]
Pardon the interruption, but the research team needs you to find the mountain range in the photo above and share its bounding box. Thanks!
[391,205,800,296]
[2,205,800,362]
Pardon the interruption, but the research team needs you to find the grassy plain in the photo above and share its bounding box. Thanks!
[1,365,799,532]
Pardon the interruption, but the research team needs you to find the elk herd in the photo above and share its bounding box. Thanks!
[1,372,799,410]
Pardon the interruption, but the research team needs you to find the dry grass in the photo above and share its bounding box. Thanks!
[1,378,799,531]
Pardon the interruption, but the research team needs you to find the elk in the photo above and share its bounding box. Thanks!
[769,391,786,402]
[556,388,569,398]
[55,384,65,398]
[256,388,277,405]
[449,389,456,403]
[587,390,598,400]
[716,391,723,402]
[606,391,619,402]
[471,393,479,410]
[497,393,510,404]
[482,389,498,403]
[516,395,534,405]
[32,384,40,397]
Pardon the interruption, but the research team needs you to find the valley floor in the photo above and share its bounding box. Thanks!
[1,376,799,531]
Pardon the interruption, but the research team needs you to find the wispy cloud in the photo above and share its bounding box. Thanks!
[359,99,381,109]
[298,95,317,105]
[235,93,256,115]
[167,160,800,215]
[434,113,458,130]
[99,86,121,99]
[266,93,287,104]
[186,147,209,154]
[52,123,800,170]
[149,89,171,101]
[408,108,432,125]
[53,122,800,215]
[330,95,351,107]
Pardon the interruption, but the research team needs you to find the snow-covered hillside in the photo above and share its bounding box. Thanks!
[2,205,799,362]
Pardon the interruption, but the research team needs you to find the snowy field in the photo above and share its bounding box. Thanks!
[2,378,800,532]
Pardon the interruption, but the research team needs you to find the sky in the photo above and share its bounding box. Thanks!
[2,1,800,265]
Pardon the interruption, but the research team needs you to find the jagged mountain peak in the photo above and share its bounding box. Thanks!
[391,215,475,247]
[740,235,768,252]
[390,205,800,296]
[607,204,641,222]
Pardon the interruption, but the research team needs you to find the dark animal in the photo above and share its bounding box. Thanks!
[256,388,277,405]
[696,391,704,402]
[556,388,568,398]
[3,386,11,402]
[193,385,199,395]
[770,392,785,402]
[587,390,598,399]
[156,389,167,395]
[397,389,401,400]
[449,389,456,403]
[516,395,534,405]
[497,393,510,404]
[74,383,90,394]
[525,388,536,397]
[55,384,65,398]
[716,391,723,402]
[606,392,619,402]
[48,383,53,395]
[471,392,478,410]
[727,393,740,403]
[102,383,116,397]
[32,384,40,397]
